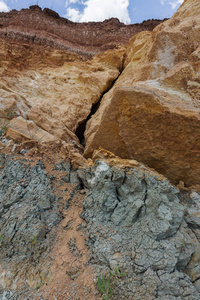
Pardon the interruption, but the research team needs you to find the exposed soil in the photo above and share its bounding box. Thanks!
[37,149,100,300]
[39,194,100,300]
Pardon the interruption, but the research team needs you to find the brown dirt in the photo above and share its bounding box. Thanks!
[36,146,101,300]
[39,190,100,300]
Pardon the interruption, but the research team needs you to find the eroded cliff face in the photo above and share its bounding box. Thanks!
[84,0,200,186]
[0,6,165,176]
[0,1,200,299]
[1,1,199,187]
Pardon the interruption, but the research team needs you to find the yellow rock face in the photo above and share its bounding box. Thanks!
[0,42,124,143]
[7,116,57,143]
[84,0,200,186]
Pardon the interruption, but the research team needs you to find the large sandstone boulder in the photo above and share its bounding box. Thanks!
[84,0,200,186]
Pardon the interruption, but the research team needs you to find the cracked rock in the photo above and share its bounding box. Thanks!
[78,157,200,299]
[0,153,62,292]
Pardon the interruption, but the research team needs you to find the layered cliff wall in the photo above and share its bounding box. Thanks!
[0,5,164,56]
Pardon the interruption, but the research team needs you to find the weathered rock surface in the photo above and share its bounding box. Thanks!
[1,147,200,299]
[0,151,98,300]
[0,1,200,299]
[0,46,124,143]
[0,6,164,56]
[0,154,62,292]
[0,6,165,149]
[78,150,200,299]
[84,0,200,186]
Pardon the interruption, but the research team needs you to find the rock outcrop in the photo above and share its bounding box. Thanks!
[0,6,163,150]
[1,148,200,299]
[78,149,200,299]
[0,6,164,56]
[84,0,200,186]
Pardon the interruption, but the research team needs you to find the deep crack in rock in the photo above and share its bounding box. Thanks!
[75,70,124,146]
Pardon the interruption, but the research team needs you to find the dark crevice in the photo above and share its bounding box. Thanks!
[135,179,148,219]
[135,205,144,221]
[192,275,200,284]
[75,99,101,146]
[75,66,124,146]
[190,228,200,241]
[10,222,17,243]
[79,180,84,190]
[115,188,121,202]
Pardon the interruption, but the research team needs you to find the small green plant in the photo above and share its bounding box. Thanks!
[98,268,127,300]
[0,234,3,247]
[98,273,113,300]
[181,239,186,252]
[31,236,37,245]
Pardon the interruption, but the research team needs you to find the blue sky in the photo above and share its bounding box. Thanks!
[0,0,184,24]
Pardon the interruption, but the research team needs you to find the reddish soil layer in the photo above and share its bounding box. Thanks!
[0,5,166,56]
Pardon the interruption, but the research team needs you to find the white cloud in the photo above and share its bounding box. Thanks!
[67,7,82,21]
[69,0,80,3]
[169,0,184,10]
[0,1,10,12]
[160,0,184,10]
[65,0,131,24]
[66,0,81,4]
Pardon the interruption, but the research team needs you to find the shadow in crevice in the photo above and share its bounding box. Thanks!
[75,69,123,146]
[75,100,101,146]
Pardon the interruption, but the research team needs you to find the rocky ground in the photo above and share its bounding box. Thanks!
[0,141,100,300]
[0,143,200,299]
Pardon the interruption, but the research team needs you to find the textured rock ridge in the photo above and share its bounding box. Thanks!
[84,0,200,186]
[0,5,164,56]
